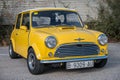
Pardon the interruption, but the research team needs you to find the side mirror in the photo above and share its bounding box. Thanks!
[20,26,27,30]
[84,25,88,29]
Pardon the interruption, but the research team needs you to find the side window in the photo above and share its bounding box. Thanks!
[16,14,21,29]
[22,13,30,29]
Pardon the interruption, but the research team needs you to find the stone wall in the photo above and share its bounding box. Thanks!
[0,0,99,25]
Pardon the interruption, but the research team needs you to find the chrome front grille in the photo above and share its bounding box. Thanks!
[54,43,100,57]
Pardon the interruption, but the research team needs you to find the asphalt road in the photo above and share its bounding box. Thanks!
[0,43,120,80]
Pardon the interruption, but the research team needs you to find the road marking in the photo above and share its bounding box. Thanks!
[0,54,8,56]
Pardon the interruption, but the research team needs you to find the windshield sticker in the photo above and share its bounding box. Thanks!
[34,12,38,15]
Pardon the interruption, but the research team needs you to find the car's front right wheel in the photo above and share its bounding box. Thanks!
[27,48,44,75]
[94,59,107,68]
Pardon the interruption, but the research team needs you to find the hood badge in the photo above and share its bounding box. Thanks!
[74,38,84,41]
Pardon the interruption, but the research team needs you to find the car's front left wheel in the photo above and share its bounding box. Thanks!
[27,48,44,75]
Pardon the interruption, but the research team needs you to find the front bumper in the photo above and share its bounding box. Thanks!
[40,55,108,63]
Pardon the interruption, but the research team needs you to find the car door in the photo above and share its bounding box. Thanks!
[14,13,22,53]
[15,12,30,58]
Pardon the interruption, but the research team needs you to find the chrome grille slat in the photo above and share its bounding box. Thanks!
[54,44,99,57]
[58,50,97,53]
[59,47,98,52]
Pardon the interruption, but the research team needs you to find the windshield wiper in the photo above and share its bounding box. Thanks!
[55,24,74,27]
[38,24,55,28]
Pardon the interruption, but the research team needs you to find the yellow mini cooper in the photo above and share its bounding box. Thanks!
[9,8,108,74]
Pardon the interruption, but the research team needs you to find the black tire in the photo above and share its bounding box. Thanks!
[94,59,107,68]
[9,42,19,59]
[27,48,44,75]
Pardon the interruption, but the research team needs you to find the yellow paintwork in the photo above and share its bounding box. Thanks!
[10,8,108,61]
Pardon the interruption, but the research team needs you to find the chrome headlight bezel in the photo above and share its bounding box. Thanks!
[45,36,57,48]
[98,34,108,45]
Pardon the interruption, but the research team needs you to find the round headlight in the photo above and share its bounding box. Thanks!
[98,34,108,45]
[45,36,57,48]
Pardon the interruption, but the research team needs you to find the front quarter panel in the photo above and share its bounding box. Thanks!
[29,30,49,60]
[86,29,108,55]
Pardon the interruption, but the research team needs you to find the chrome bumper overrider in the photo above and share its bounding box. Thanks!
[40,56,108,63]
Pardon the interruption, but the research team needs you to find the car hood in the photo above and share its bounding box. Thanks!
[34,26,102,44]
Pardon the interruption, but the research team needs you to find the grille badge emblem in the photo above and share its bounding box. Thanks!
[74,38,84,41]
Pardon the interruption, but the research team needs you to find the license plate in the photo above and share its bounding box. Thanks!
[66,61,94,69]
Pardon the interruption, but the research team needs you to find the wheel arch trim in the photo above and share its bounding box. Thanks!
[10,38,15,51]
[28,44,42,60]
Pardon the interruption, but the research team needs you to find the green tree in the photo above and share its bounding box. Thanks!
[87,0,120,41]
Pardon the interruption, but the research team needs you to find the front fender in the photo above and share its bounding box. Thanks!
[29,44,42,60]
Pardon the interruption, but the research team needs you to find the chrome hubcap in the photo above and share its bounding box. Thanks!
[9,45,12,55]
[28,53,36,70]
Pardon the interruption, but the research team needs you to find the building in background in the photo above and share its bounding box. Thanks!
[0,0,99,25]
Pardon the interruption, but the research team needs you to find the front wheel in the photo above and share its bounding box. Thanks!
[27,48,44,75]
[94,59,107,68]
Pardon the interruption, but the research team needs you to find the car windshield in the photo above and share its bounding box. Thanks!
[32,10,83,28]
